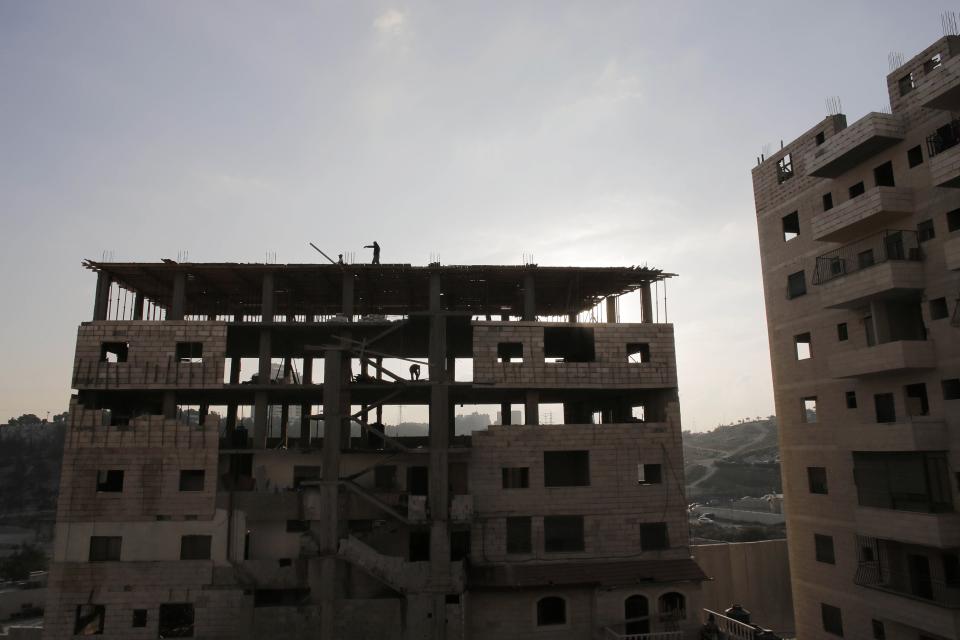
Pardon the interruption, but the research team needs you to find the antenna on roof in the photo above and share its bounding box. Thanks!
[943,11,959,37]
[888,51,905,72]
[825,96,842,116]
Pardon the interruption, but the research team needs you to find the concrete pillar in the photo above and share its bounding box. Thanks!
[258,329,272,382]
[500,402,512,425]
[428,272,450,639]
[302,357,313,385]
[93,272,111,321]
[640,282,653,324]
[567,313,577,323]
[606,296,618,323]
[524,391,539,425]
[132,291,143,320]
[342,271,354,319]
[319,346,345,639]
[523,272,536,321]
[253,392,268,446]
[169,271,186,320]
[261,271,274,322]
[162,392,176,420]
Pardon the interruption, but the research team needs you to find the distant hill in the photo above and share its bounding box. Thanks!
[683,417,781,500]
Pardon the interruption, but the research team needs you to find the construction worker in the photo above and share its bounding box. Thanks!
[364,241,380,264]
[409,363,421,380]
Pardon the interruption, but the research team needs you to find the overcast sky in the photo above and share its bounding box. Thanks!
[0,1,950,429]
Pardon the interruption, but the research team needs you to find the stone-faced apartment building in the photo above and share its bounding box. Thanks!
[43,261,706,639]
[753,35,960,640]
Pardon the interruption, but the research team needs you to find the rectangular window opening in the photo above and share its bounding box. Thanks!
[502,467,530,489]
[853,451,952,512]
[943,378,960,401]
[874,393,896,423]
[948,208,960,233]
[96,469,124,493]
[626,343,651,364]
[782,211,800,242]
[905,382,930,416]
[794,332,812,360]
[898,72,916,96]
[450,529,471,562]
[640,522,669,550]
[872,619,886,640]
[89,536,122,562]
[497,342,523,364]
[787,271,807,299]
[802,397,818,423]
[815,131,826,146]
[74,604,105,635]
[873,161,895,187]
[100,342,129,364]
[814,534,835,564]
[837,323,848,341]
[808,467,828,495]
[637,463,662,485]
[506,516,532,554]
[180,535,212,560]
[918,219,936,242]
[924,53,943,74]
[821,603,844,637]
[777,153,794,184]
[908,145,924,168]
[409,530,430,562]
[848,181,866,198]
[179,469,205,492]
[543,327,595,363]
[544,515,585,552]
[822,193,833,211]
[132,609,147,628]
[845,391,857,409]
[374,465,398,490]
[930,297,949,320]
[158,603,195,638]
[175,342,203,363]
[544,451,590,487]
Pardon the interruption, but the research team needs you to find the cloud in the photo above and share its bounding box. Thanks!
[373,9,406,36]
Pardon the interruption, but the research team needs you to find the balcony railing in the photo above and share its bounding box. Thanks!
[855,562,960,608]
[926,119,960,158]
[813,230,921,285]
[603,628,683,640]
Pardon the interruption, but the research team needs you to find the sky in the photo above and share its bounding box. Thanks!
[0,1,951,430]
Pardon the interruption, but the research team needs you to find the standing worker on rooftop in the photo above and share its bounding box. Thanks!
[364,241,380,264]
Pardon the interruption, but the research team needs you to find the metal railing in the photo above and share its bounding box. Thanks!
[700,609,780,640]
[855,562,960,608]
[603,627,683,640]
[813,229,921,285]
[926,119,960,157]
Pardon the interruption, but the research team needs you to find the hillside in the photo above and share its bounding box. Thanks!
[683,417,781,500]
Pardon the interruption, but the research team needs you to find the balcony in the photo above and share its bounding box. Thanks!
[945,235,960,270]
[813,230,924,308]
[918,54,960,111]
[856,508,960,548]
[855,536,960,609]
[811,187,913,243]
[836,420,948,452]
[806,113,904,178]
[829,340,936,378]
[927,119,960,188]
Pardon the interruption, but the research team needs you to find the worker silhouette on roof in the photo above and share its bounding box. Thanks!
[364,241,380,264]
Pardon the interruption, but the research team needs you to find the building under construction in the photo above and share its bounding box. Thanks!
[43,260,706,639]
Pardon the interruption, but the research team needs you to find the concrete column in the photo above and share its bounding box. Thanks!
[319,347,345,639]
[162,392,176,420]
[169,271,186,320]
[500,402,512,425]
[258,329,272,382]
[567,313,577,323]
[261,271,274,322]
[523,272,536,321]
[132,291,143,320]
[93,272,111,321]
[428,272,450,638]
[640,282,653,324]
[302,357,313,385]
[342,271,354,319]
[524,391,539,425]
[606,296,618,323]
[253,391,268,446]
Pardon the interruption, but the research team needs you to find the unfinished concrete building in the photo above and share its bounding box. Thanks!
[43,260,706,639]
[754,36,960,640]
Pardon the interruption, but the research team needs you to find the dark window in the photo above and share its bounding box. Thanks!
[450,530,470,561]
[409,530,430,561]
[815,131,826,145]
[822,192,834,211]
[848,181,865,198]
[158,603,194,638]
[949,208,960,232]
[872,619,885,640]
[777,153,794,184]
[506,517,532,554]
[497,342,523,363]
[374,465,397,490]
[873,161,895,187]
[658,592,686,620]
[292,465,322,488]
[626,343,651,363]
[286,520,308,533]
[861,545,875,562]
[944,553,960,586]
[837,323,848,341]
[898,72,915,96]
[787,271,806,299]
[640,522,669,550]
[808,467,828,495]
[179,470,205,492]
[502,467,529,489]
[74,604,105,635]
[544,451,589,487]
[930,297,949,320]
[918,219,936,242]
[544,516,585,552]
[802,397,818,423]
[782,211,800,242]
[821,603,843,637]
[407,466,429,496]
[905,383,929,416]
[857,249,875,269]
[180,535,212,560]
[175,342,203,363]
[943,378,960,400]
[846,391,858,409]
[908,145,924,167]
[543,327,595,362]
[874,393,896,423]
[794,332,812,360]
[852,451,952,512]
[638,464,662,484]
[814,534,835,564]
[89,536,122,561]
[132,609,147,628]
[536,596,566,626]
[100,342,129,363]
[96,470,124,493]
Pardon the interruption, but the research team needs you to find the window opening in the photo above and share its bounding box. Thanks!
[74,605,105,635]
[845,391,857,409]
[873,161,895,187]
[543,327,595,362]
[100,342,129,363]
[898,72,915,96]
[908,145,924,167]
[544,451,589,487]
[180,535,212,560]
[179,470,205,492]
[782,211,800,241]
[777,153,794,183]
[497,342,523,363]
[641,522,669,550]
[175,342,203,363]
[158,603,195,638]
[502,467,529,489]
[794,332,812,360]
[536,597,566,626]
[822,193,833,211]
[96,470,124,492]
[506,516,532,554]
[848,181,865,198]
[626,343,651,363]
[918,219,935,242]
[89,536,122,561]
[544,515,584,552]
[802,397,818,423]
[930,297,949,320]
[814,534,835,564]
[787,271,806,299]
[943,378,960,401]
[808,467,828,494]
[874,393,896,423]
[837,323,848,341]
[905,383,929,416]
[637,463,662,485]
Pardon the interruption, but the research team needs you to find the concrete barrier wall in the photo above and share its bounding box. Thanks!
[706,507,785,525]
